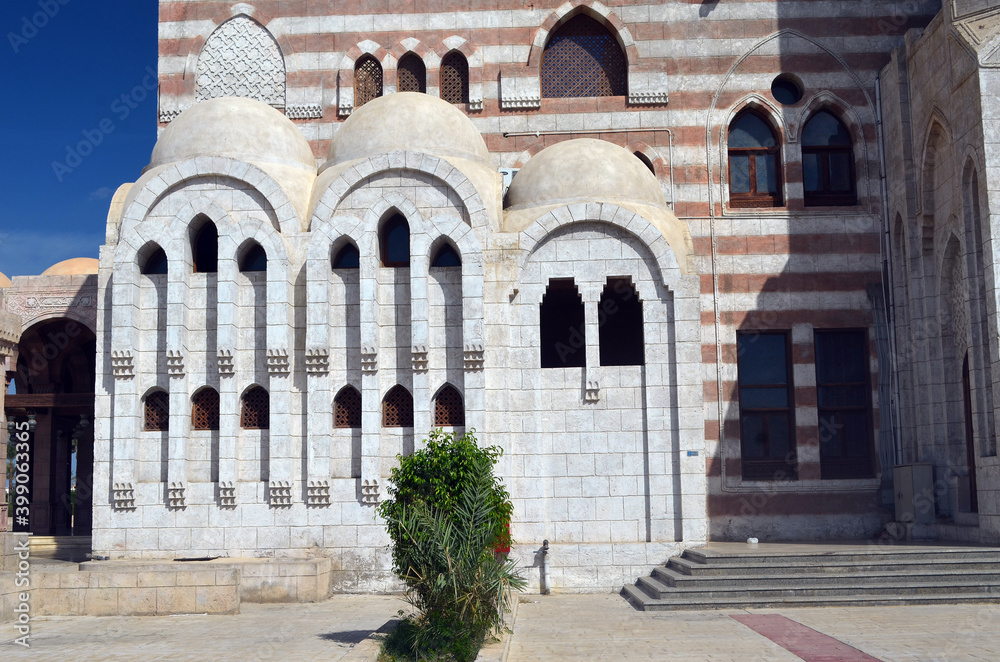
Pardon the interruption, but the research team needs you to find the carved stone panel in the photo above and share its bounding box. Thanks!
[196,16,286,107]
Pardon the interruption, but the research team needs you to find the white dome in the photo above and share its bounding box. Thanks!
[505,139,666,210]
[150,97,316,170]
[325,92,490,167]
[41,258,99,276]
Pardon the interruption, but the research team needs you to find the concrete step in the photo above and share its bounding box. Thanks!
[621,584,1000,611]
[667,556,1000,576]
[683,547,1000,566]
[651,565,1000,589]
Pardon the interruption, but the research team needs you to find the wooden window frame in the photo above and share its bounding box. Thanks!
[728,111,783,209]
[354,55,383,108]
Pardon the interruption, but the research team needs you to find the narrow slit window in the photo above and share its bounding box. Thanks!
[540,279,586,368]
[193,220,218,273]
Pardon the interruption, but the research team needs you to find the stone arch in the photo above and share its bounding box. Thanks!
[337,41,392,115]
[921,119,952,257]
[434,36,484,109]
[527,1,638,68]
[196,14,286,107]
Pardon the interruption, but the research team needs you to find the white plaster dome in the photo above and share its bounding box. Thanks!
[41,258,99,276]
[326,92,491,167]
[505,139,666,210]
[149,97,316,170]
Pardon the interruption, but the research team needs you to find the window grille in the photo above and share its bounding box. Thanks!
[355,55,383,108]
[540,14,626,98]
[241,385,270,429]
[145,390,169,431]
[192,388,220,430]
[728,111,782,208]
[397,53,426,93]
[440,51,469,104]
[334,386,362,428]
[434,384,465,426]
[382,385,414,427]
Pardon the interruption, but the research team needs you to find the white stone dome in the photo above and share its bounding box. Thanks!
[326,92,490,167]
[150,97,316,170]
[505,139,666,210]
[41,258,99,276]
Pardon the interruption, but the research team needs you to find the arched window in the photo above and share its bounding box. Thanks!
[434,384,465,426]
[431,243,461,267]
[382,385,414,427]
[144,390,169,431]
[240,243,267,272]
[440,51,469,104]
[802,110,856,206]
[192,387,220,431]
[634,152,655,175]
[599,278,644,366]
[193,220,219,273]
[332,243,360,269]
[540,279,586,368]
[334,385,362,428]
[540,14,626,98]
[728,111,782,208]
[355,55,383,108]
[380,214,410,267]
[397,53,426,93]
[241,386,270,429]
[141,247,168,275]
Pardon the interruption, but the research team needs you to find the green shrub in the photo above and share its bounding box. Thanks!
[377,429,524,661]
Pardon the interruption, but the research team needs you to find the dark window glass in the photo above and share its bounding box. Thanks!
[434,384,465,426]
[771,76,803,105]
[598,278,643,366]
[240,386,270,430]
[728,111,782,208]
[381,214,410,267]
[737,332,797,480]
[193,221,218,273]
[540,279,586,368]
[815,329,873,479]
[540,14,626,98]
[334,386,362,428]
[333,244,360,269]
[802,111,856,206]
[142,247,168,275]
[440,51,469,104]
[240,244,267,272]
[355,55,383,108]
[382,385,414,427]
[397,53,426,93]
[431,243,461,267]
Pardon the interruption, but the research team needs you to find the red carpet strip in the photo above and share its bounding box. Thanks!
[731,614,882,662]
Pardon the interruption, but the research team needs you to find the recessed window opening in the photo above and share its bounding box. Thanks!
[334,385,362,428]
[380,214,410,267]
[540,279,586,368]
[333,243,360,269]
[240,385,270,429]
[540,14,626,98]
[770,75,803,105]
[431,243,461,267]
[240,244,267,272]
[382,385,414,427]
[440,51,469,104]
[728,111,782,208]
[142,247,168,275]
[355,55,383,108]
[434,384,465,426]
[144,390,169,431]
[193,220,219,273]
[736,332,797,480]
[802,110,856,207]
[192,387,220,431]
[634,152,655,174]
[599,278,644,366]
[397,52,426,93]
[815,329,873,479]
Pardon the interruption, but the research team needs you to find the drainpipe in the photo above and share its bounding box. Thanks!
[540,540,550,595]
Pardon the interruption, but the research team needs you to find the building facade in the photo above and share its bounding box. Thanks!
[5,0,1000,593]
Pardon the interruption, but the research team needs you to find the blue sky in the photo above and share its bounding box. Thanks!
[1,1,159,277]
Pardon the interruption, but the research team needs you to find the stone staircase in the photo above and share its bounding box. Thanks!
[622,542,1000,610]
[28,535,91,562]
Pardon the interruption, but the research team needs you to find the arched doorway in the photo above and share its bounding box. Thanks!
[5,317,95,537]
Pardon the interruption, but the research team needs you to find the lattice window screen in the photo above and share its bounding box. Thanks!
[145,391,169,431]
[397,53,426,93]
[334,386,362,428]
[355,56,383,108]
[382,385,414,427]
[434,385,465,426]
[196,16,286,106]
[440,52,469,104]
[241,386,270,429]
[540,14,626,98]
[192,388,220,431]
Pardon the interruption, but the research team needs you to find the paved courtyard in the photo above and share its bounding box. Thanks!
[3,593,1000,661]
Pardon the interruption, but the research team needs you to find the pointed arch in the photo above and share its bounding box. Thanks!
[430,240,462,267]
[239,241,268,272]
[139,242,168,275]
[332,241,360,269]
[540,13,626,98]
[728,108,783,208]
[921,120,951,256]
[397,52,426,93]
[433,384,465,426]
[192,386,220,430]
[355,54,383,108]
[196,15,286,107]
[380,212,410,267]
[801,109,856,206]
[191,216,219,273]
[334,385,362,428]
[440,51,469,104]
[240,384,270,429]
[382,385,414,427]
